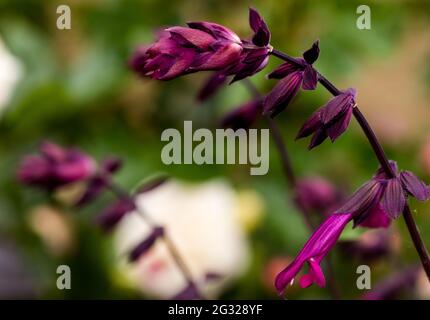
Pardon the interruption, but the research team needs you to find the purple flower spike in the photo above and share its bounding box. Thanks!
[130,23,242,80]
[264,42,321,117]
[249,8,271,47]
[95,198,136,232]
[275,213,353,294]
[17,141,95,190]
[400,171,430,202]
[296,88,356,149]
[128,227,164,262]
[220,99,262,130]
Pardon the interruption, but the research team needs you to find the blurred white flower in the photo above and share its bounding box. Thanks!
[0,37,22,114]
[114,179,251,299]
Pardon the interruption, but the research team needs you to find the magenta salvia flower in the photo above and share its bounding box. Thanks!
[130,8,271,83]
[263,41,320,118]
[275,212,353,294]
[296,88,357,149]
[128,226,165,262]
[220,99,262,130]
[17,141,95,190]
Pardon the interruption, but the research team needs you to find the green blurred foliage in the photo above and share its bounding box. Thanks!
[1,0,430,299]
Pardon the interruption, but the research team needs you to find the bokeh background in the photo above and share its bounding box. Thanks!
[1,0,430,299]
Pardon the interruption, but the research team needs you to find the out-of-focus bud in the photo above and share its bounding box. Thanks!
[17,141,95,191]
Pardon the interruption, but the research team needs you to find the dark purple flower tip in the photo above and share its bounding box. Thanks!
[320,88,356,125]
[400,170,430,202]
[308,128,328,150]
[302,40,320,65]
[101,157,123,174]
[301,65,318,90]
[95,198,136,232]
[267,59,305,79]
[128,226,164,262]
[220,99,262,130]
[381,177,406,219]
[229,47,270,83]
[275,213,353,294]
[197,72,228,102]
[295,177,340,213]
[297,88,356,149]
[170,282,202,300]
[335,180,386,227]
[248,8,271,47]
[17,141,95,190]
[263,70,303,118]
[75,175,106,207]
[296,110,322,140]
[134,176,169,195]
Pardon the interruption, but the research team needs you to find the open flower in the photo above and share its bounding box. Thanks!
[296,88,357,149]
[17,141,95,190]
[263,41,320,117]
[275,212,354,294]
[336,161,430,225]
[275,161,429,295]
[131,8,271,83]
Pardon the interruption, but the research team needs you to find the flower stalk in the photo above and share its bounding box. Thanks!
[270,48,430,282]
[243,79,341,298]
[103,178,201,298]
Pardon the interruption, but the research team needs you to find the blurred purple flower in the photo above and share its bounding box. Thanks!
[296,88,356,149]
[75,156,123,207]
[17,141,95,190]
[95,198,136,232]
[294,177,343,214]
[263,41,320,117]
[362,266,420,300]
[130,8,271,84]
[170,282,203,300]
[220,99,262,130]
[275,213,353,294]
[128,227,165,262]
